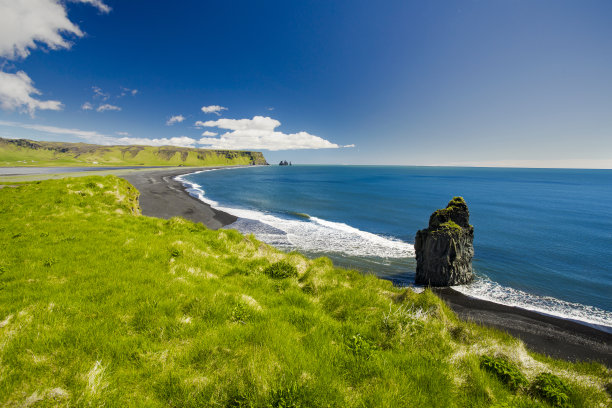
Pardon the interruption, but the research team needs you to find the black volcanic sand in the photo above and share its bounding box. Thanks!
[122,167,238,230]
[434,288,612,367]
[123,167,612,367]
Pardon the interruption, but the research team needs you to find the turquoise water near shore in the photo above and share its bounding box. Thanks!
[179,165,612,329]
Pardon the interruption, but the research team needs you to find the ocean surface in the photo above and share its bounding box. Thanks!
[178,166,612,330]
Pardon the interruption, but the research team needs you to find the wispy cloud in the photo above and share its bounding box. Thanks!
[96,103,121,112]
[0,120,197,147]
[73,0,111,14]
[196,116,348,151]
[81,102,93,111]
[0,71,63,116]
[0,117,353,152]
[166,115,185,125]
[92,86,110,101]
[119,86,138,97]
[201,105,227,115]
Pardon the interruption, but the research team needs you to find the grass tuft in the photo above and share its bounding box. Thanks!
[480,355,528,391]
[264,261,298,279]
[529,373,572,408]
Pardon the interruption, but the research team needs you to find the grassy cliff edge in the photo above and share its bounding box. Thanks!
[0,137,268,167]
[0,176,609,407]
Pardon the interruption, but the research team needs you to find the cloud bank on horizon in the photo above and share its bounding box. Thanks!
[0,0,349,151]
[0,117,353,151]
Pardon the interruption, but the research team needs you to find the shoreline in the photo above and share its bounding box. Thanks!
[164,168,612,366]
[121,166,240,230]
[433,288,612,366]
[3,165,610,366]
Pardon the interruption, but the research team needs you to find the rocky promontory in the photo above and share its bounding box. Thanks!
[415,197,474,286]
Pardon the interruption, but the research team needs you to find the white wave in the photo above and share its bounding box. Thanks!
[175,173,414,259]
[177,170,612,330]
[454,277,612,331]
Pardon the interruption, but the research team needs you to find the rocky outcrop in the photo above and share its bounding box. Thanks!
[415,197,474,286]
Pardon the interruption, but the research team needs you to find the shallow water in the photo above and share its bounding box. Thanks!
[179,165,612,329]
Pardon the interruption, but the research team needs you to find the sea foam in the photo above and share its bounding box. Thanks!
[176,171,414,259]
[455,277,612,332]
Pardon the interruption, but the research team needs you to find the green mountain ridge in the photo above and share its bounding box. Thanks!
[0,137,268,167]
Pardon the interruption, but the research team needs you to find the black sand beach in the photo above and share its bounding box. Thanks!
[124,167,612,367]
[434,288,612,366]
[122,167,238,230]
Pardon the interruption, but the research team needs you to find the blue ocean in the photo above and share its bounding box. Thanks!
[178,166,612,330]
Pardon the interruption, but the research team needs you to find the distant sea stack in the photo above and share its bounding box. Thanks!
[415,197,474,286]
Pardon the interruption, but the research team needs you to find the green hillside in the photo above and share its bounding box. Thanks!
[0,176,609,407]
[0,137,268,167]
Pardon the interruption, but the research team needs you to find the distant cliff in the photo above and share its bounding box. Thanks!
[415,196,474,286]
[0,138,268,167]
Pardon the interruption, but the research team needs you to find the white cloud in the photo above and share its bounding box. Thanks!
[0,0,109,116]
[0,0,84,59]
[73,0,111,14]
[92,86,109,101]
[115,136,197,148]
[96,103,121,112]
[120,86,138,97]
[201,130,217,137]
[0,120,198,147]
[201,105,227,115]
[197,116,280,131]
[344,144,355,148]
[0,71,63,116]
[166,115,185,125]
[81,101,93,110]
[115,131,130,136]
[196,115,345,151]
[0,116,352,152]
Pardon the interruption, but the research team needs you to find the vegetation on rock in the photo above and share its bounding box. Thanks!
[415,196,475,286]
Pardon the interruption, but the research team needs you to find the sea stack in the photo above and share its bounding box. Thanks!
[415,197,474,286]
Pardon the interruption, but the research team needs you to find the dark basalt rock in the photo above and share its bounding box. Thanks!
[415,197,474,286]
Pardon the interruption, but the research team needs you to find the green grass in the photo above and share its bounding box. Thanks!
[0,176,610,407]
[480,355,528,391]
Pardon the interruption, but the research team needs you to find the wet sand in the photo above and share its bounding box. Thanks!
[122,167,238,230]
[434,288,612,366]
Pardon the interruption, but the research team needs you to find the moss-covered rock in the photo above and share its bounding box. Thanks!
[415,197,474,286]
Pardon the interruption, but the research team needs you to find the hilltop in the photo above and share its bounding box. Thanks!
[0,137,268,167]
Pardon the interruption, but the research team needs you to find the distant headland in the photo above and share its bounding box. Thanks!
[0,137,268,167]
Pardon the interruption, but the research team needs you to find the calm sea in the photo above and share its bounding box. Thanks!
[179,166,612,330]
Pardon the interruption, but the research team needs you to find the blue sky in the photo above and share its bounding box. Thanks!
[0,0,611,167]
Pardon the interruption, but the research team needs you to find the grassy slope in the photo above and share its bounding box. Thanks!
[0,177,609,407]
[0,138,267,167]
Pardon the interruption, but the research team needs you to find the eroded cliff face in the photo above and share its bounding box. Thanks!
[415,197,474,286]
